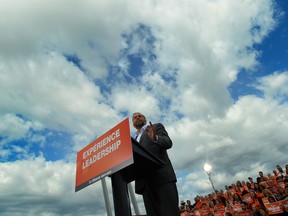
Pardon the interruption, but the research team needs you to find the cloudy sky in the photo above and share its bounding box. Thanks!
[0,0,288,215]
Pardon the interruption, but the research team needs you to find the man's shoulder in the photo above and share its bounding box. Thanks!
[153,123,169,132]
[153,123,163,127]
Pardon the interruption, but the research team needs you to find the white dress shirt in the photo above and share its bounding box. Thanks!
[135,124,148,142]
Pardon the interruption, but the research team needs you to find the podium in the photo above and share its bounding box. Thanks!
[111,137,165,216]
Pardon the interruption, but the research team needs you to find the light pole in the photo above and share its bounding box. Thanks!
[203,163,217,192]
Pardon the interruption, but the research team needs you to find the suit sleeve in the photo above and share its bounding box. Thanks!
[155,123,173,149]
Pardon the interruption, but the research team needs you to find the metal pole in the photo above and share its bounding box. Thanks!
[208,173,216,192]
[128,183,140,215]
[111,172,132,216]
[101,178,113,216]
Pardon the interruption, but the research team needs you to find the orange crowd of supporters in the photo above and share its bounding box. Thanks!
[179,164,288,216]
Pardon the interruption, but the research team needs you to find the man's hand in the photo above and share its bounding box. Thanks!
[146,121,157,142]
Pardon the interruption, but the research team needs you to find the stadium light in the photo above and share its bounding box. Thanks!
[203,163,216,192]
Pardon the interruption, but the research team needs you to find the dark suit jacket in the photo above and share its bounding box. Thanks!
[135,123,177,194]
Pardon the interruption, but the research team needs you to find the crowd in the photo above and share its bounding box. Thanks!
[179,164,288,216]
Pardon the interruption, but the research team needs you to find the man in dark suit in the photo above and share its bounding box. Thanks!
[132,112,179,216]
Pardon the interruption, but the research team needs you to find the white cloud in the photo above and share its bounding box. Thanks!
[170,92,288,167]
[0,156,111,216]
[0,114,34,141]
[110,84,160,119]
[0,53,121,138]
[255,70,288,101]
[0,114,45,159]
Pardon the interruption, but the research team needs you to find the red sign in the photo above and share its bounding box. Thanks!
[281,199,288,212]
[264,202,284,215]
[75,118,133,192]
[242,193,253,204]
[214,211,225,216]
[236,210,252,216]
[233,204,243,212]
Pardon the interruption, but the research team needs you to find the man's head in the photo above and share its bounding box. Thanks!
[132,112,147,130]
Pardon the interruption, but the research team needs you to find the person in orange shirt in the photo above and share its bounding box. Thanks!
[258,179,268,192]
[179,201,187,213]
[259,171,266,181]
[248,190,262,210]
[251,203,261,216]
[257,185,265,198]
[273,170,279,177]
[259,207,269,216]
[186,200,193,213]
[237,202,251,215]
[276,175,285,189]
[248,177,255,189]
[225,190,234,204]
[257,176,269,189]
[242,181,249,191]
[194,196,204,210]
[225,201,234,215]
[235,186,243,196]
[215,199,225,212]
[213,204,221,213]
[246,182,253,191]
[216,190,227,207]
[233,193,243,205]
[266,173,278,193]
[255,184,265,207]
[236,181,243,191]
[276,165,285,177]
[285,169,288,181]
[284,164,288,176]
[262,189,276,199]
[275,185,288,201]
[200,202,212,215]
[253,183,260,194]
[208,200,215,209]
[241,184,249,196]
[224,185,230,191]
